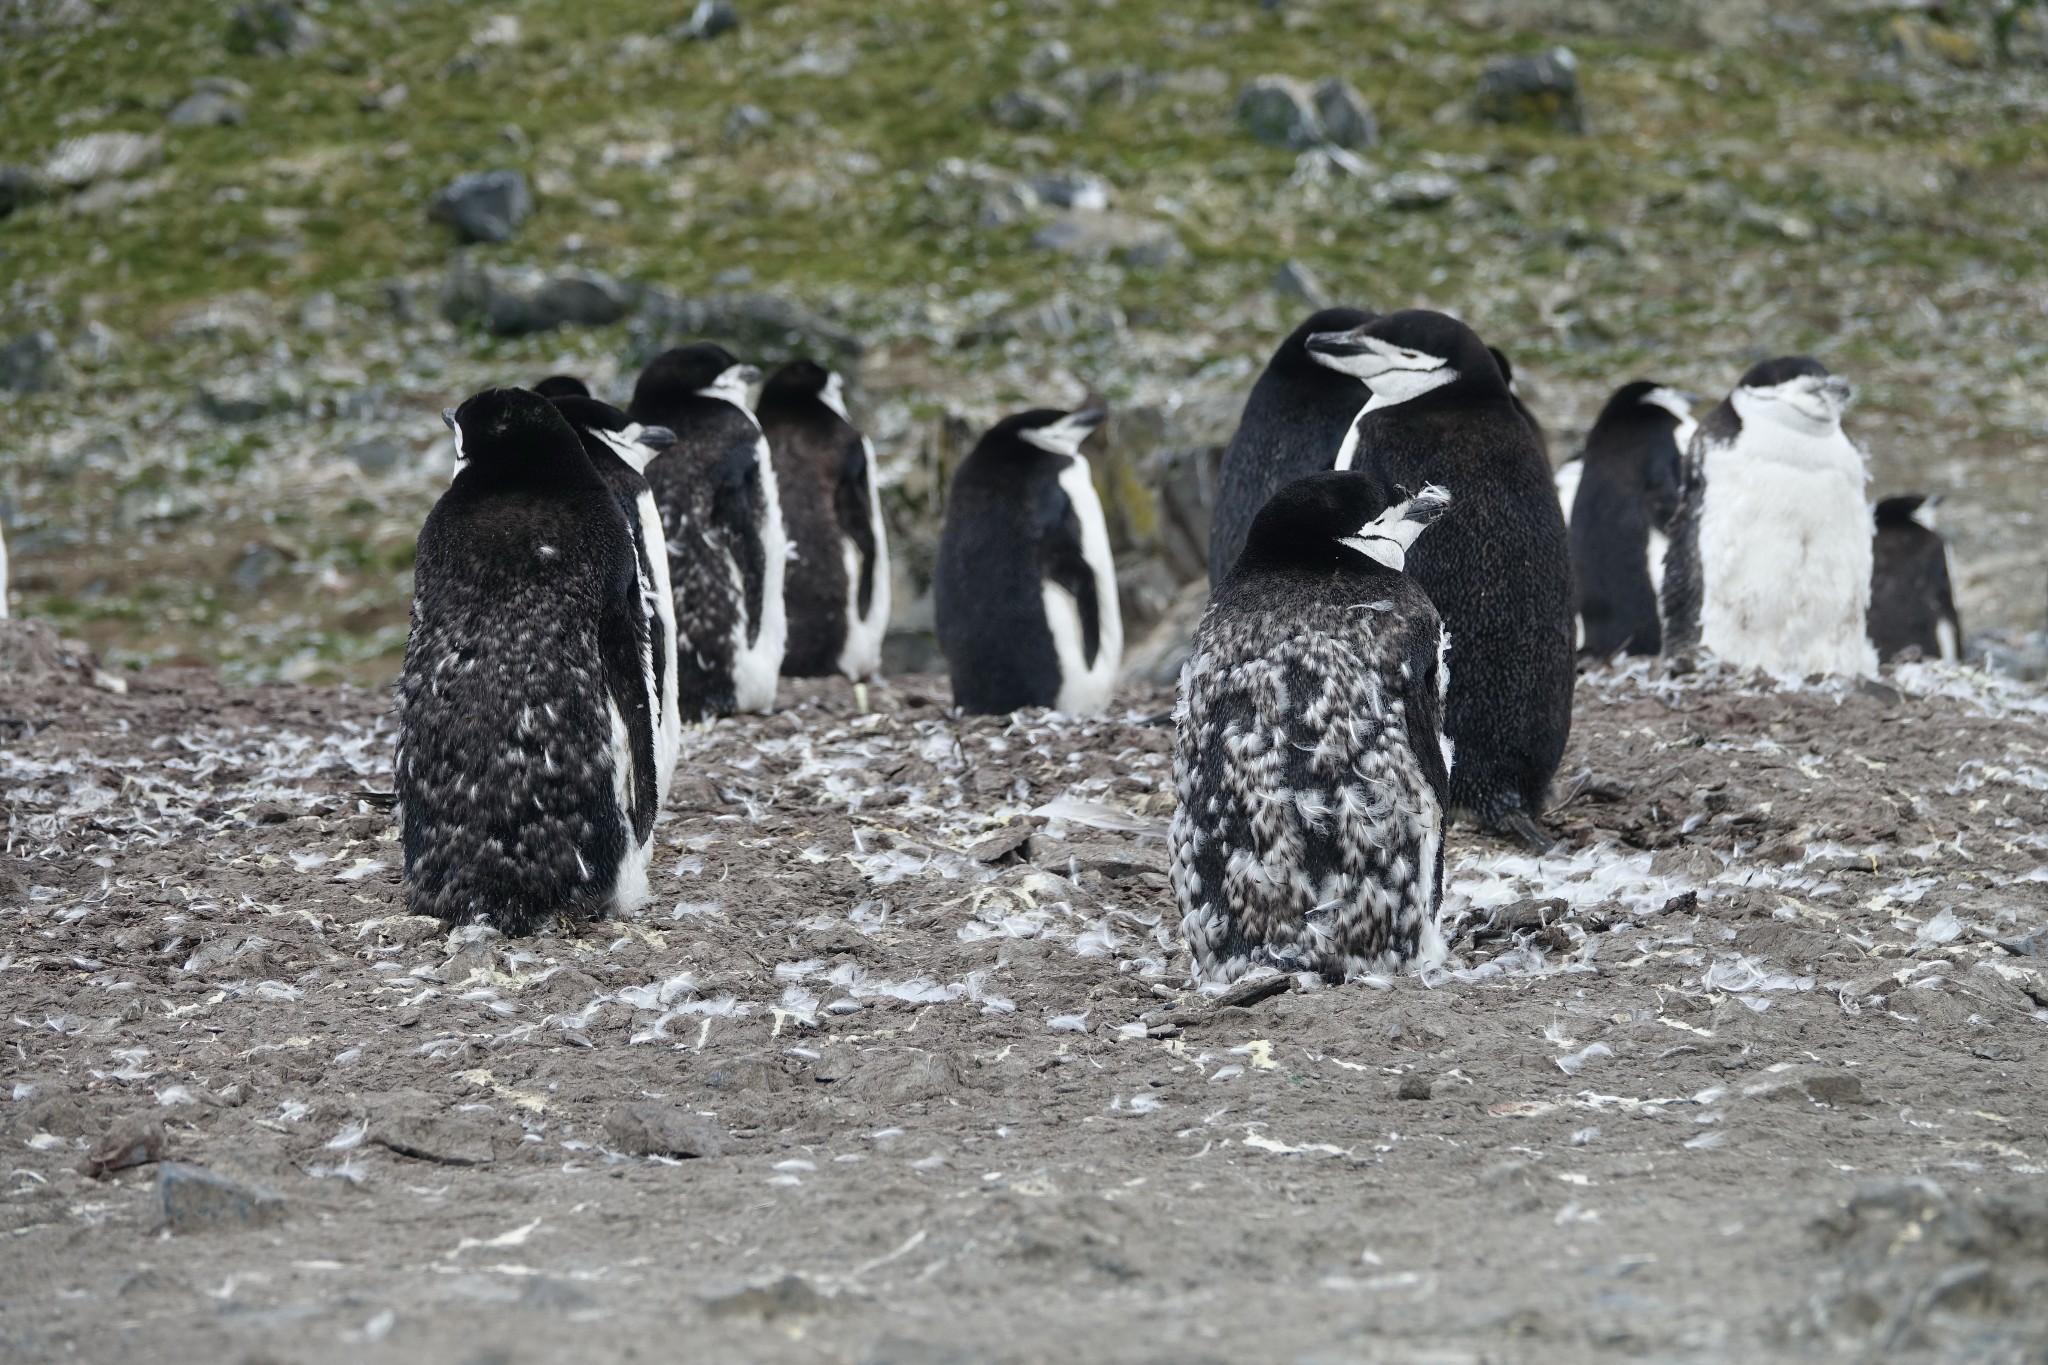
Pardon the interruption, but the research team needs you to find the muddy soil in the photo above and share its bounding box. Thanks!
[3,661,2047,1364]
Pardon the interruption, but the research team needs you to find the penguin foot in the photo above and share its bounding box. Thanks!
[1498,808,1557,855]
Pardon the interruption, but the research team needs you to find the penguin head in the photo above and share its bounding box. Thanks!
[443,387,590,486]
[1876,493,1940,533]
[533,374,593,400]
[1731,356,1853,436]
[1235,471,1451,578]
[1304,309,1500,411]
[547,393,678,475]
[759,359,851,422]
[630,344,760,421]
[1277,306,1377,382]
[992,408,1105,459]
[1589,381,1700,523]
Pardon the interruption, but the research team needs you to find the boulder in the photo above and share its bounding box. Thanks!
[168,90,243,127]
[1029,169,1112,211]
[0,166,49,218]
[990,89,1080,131]
[42,132,161,188]
[1475,48,1585,133]
[441,263,636,336]
[0,330,67,393]
[1237,76,1322,148]
[227,0,321,55]
[629,290,862,365]
[676,0,739,40]
[157,1162,287,1232]
[1313,78,1378,149]
[1031,210,1185,268]
[428,169,533,244]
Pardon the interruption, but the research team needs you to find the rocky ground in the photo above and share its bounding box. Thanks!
[4,649,2047,1363]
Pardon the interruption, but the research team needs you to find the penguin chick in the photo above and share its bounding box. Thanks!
[396,388,657,935]
[1567,381,1697,658]
[628,344,790,718]
[756,360,892,679]
[1869,494,1961,663]
[1662,357,1876,678]
[1173,473,1454,984]
[1307,310,1575,853]
[935,408,1122,715]
[1208,307,1377,587]
[546,394,683,805]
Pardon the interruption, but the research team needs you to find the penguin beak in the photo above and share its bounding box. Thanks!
[635,424,678,453]
[441,407,458,431]
[1069,409,1106,433]
[1818,376,1854,414]
[1305,329,1371,361]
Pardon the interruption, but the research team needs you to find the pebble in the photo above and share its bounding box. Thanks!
[1475,48,1585,134]
[157,1161,287,1232]
[428,169,533,244]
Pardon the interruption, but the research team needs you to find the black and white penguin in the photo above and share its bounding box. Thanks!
[395,388,656,934]
[627,344,789,718]
[1560,381,1697,658]
[935,408,1122,715]
[1868,494,1960,663]
[1490,345,1549,463]
[546,394,683,804]
[1207,307,1376,587]
[534,374,593,400]
[1307,310,1574,851]
[1661,357,1876,677]
[755,360,891,679]
[0,519,9,620]
[1173,474,1453,983]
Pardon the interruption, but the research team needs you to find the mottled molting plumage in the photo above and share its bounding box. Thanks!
[1207,307,1376,587]
[1172,474,1453,984]
[395,388,657,936]
[1308,310,1574,850]
[935,409,1122,715]
[756,361,891,679]
[546,394,683,804]
[1565,381,1697,658]
[1869,495,1961,663]
[628,344,790,719]
[1661,357,1877,678]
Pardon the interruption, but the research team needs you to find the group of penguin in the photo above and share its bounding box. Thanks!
[390,305,1962,992]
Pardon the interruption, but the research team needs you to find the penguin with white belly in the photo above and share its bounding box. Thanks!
[1661,357,1876,678]
[395,388,657,935]
[935,408,1121,715]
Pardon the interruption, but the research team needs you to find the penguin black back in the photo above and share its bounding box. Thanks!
[1307,309,1574,848]
[1869,495,1961,663]
[535,374,592,400]
[1489,346,1548,462]
[1569,380,1695,658]
[396,388,656,934]
[1208,306,1376,586]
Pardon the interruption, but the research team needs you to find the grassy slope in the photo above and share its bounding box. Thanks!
[2,1,2045,677]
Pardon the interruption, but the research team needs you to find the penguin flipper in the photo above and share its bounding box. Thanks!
[832,431,879,618]
[1035,480,1101,667]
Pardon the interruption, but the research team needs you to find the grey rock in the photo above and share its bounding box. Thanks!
[1273,259,1327,307]
[677,0,739,40]
[0,166,49,218]
[1379,171,1459,208]
[990,89,1080,132]
[230,544,293,594]
[1020,39,1072,79]
[0,331,68,393]
[157,1162,286,1232]
[1237,75,1322,148]
[196,377,291,424]
[228,0,321,56]
[442,263,636,336]
[1031,210,1185,268]
[168,90,243,127]
[603,1103,730,1158]
[194,76,252,98]
[1475,47,1585,133]
[702,1275,829,1320]
[531,272,634,328]
[723,104,772,145]
[630,289,862,365]
[170,291,275,341]
[1029,169,1112,211]
[42,132,162,188]
[343,437,403,475]
[429,169,533,244]
[297,291,338,335]
[1313,78,1378,149]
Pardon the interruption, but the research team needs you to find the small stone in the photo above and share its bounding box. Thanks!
[529,272,635,329]
[82,1115,165,1178]
[1378,171,1459,209]
[722,103,773,145]
[1237,75,1322,148]
[1020,39,1072,79]
[230,543,293,595]
[603,1103,730,1158]
[1028,169,1112,211]
[1475,48,1585,134]
[0,166,50,218]
[824,999,862,1016]
[429,169,532,244]
[1273,259,1327,307]
[168,90,243,127]
[195,377,289,424]
[966,824,1035,864]
[1397,1074,1436,1101]
[228,0,321,56]
[42,132,162,188]
[677,0,739,40]
[990,89,1080,132]
[297,291,338,334]
[701,1275,828,1321]
[0,331,68,393]
[1031,210,1184,268]
[157,1162,286,1232]
[1312,78,1377,149]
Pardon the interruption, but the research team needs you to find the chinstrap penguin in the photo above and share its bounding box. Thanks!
[1490,345,1549,463]
[1208,307,1376,587]
[756,360,891,679]
[395,387,657,935]
[1308,309,1575,852]
[1173,473,1454,984]
[534,374,593,400]
[1661,357,1876,678]
[546,394,684,804]
[1562,381,1697,658]
[1869,494,1961,663]
[935,408,1122,715]
[628,344,790,718]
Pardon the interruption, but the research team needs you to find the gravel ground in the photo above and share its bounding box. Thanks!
[3,658,2048,1363]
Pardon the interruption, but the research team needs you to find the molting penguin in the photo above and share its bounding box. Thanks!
[935,408,1122,715]
[1207,307,1376,586]
[546,394,683,804]
[534,374,593,400]
[1564,381,1697,658]
[395,388,657,935]
[1661,357,1876,678]
[1869,495,1960,663]
[628,344,790,718]
[756,360,891,679]
[1307,310,1574,851]
[1173,474,1453,984]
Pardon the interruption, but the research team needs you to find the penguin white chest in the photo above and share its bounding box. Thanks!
[1043,456,1123,715]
